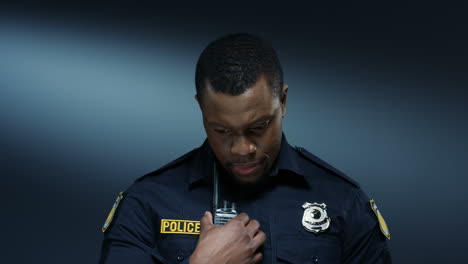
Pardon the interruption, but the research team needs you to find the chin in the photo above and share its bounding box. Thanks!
[233,174,263,185]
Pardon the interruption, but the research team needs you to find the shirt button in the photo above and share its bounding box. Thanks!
[176,251,185,261]
[311,255,319,263]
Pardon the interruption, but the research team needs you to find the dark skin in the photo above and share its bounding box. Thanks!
[190,75,288,264]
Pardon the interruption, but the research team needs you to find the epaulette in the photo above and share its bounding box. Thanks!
[135,147,199,182]
[294,146,360,188]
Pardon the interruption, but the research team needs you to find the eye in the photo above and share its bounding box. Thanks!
[214,128,231,134]
[250,120,271,131]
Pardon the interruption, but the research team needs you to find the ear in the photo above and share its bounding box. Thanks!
[280,84,288,117]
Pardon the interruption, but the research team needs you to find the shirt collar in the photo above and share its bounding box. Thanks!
[187,133,305,186]
[187,139,214,186]
[269,133,304,177]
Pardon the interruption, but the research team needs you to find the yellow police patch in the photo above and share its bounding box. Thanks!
[102,192,124,233]
[160,219,201,235]
[370,199,390,240]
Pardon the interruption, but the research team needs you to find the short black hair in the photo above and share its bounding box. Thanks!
[195,33,283,101]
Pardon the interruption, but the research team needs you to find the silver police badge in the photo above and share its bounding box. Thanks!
[302,202,331,234]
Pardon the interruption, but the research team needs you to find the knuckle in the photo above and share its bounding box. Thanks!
[247,244,256,254]
[251,219,260,228]
[257,252,263,260]
[243,229,252,239]
[240,212,250,220]
[252,252,263,264]
[231,219,243,227]
[258,231,267,241]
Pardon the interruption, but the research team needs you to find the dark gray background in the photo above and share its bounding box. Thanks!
[1,3,467,263]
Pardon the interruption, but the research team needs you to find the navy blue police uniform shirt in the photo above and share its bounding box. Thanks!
[99,135,392,264]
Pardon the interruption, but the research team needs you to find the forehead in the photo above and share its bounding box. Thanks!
[201,76,279,126]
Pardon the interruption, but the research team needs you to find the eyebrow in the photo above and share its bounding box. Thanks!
[207,115,273,128]
[250,115,273,125]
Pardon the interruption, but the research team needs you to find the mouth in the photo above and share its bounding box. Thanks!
[230,161,262,177]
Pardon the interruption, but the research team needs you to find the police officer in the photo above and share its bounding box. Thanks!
[99,33,392,264]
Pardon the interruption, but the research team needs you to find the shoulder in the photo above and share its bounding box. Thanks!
[135,147,200,183]
[123,147,200,197]
[102,146,202,234]
[294,146,360,189]
[293,146,380,223]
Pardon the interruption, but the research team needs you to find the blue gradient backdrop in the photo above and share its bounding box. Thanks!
[1,4,467,264]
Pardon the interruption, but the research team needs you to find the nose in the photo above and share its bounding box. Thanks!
[231,136,256,156]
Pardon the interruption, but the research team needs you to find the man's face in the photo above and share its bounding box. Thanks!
[198,75,287,185]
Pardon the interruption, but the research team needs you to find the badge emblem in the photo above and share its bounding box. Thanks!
[370,199,391,240]
[102,192,124,233]
[302,202,331,234]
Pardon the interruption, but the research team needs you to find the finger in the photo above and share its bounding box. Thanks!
[251,230,267,249]
[232,212,250,226]
[252,252,263,263]
[200,211,214,233]
[245,219,260,237]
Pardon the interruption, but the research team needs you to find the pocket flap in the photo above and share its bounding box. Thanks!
[151,247,170,264]
[276,236,340,264]
[154,236,198,263]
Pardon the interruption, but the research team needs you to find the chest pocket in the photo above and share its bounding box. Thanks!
[152,235,198,264]
[276,235,341,264]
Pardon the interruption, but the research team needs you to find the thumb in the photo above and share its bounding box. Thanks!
[200,211,214,233]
